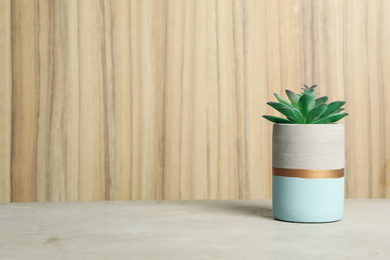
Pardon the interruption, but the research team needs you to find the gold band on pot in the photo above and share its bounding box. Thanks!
[272,167,344,179]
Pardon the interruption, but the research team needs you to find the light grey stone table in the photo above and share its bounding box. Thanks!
[1,200,389,259]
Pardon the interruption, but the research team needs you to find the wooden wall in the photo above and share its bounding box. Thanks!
[1,0,390,202]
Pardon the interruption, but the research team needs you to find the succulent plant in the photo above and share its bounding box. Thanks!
[263,85,348,124]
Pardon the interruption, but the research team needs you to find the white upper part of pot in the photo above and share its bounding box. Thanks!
[272,124,344,170]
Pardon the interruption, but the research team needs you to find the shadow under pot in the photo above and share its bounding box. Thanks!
[272,123,345,223]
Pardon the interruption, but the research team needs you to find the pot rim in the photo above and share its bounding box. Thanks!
[273,123,343,125]
[273,123,344,128]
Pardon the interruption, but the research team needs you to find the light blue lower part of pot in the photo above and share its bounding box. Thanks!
[272,176,344,223]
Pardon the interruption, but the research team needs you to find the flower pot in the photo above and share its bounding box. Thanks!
[272,123,345,223]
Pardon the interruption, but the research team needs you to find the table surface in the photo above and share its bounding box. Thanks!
[1,200,389,259]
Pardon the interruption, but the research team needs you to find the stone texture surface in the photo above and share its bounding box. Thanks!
[0,200,389,259]
[273,124,344,170]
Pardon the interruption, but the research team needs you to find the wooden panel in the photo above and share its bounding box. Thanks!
[110,0,132,200]
[344,1,372,198]
[162,0,184,200]
[78,0,105,201]
[246,1,270,199]
[66,0,80,202]
[11,0,39,202]
[2,0,390,201]
[216,0,240,199]
[153,0,167,200]
[35,0,71,202]
[205,0,219,200]
[0,0,12,203]
[129,0,156,200]
[383,0,390,198]
[231,0,246,199]
[366,0,386,198]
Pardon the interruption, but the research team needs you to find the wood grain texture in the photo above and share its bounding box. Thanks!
[0,0,12,203]
[383,0,390,198]
[111,0,132,200]
[11,0,39,202]
[1,0,390,201]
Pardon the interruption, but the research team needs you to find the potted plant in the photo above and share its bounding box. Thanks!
[263,85,348,223]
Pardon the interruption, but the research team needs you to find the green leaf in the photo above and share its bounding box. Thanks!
[267,102,290,113]
[274,93,294,108]
[320,101,346,118]
[298,93,316,118]
[262,115,295,124]
[313,113,349,124]
[267,102,303,122]
[281,108,304,123]
[315,96,328,106]
[285,90,300,109]
[305,104,327,123]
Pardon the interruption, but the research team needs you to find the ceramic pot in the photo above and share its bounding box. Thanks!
[272,124,345,223]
